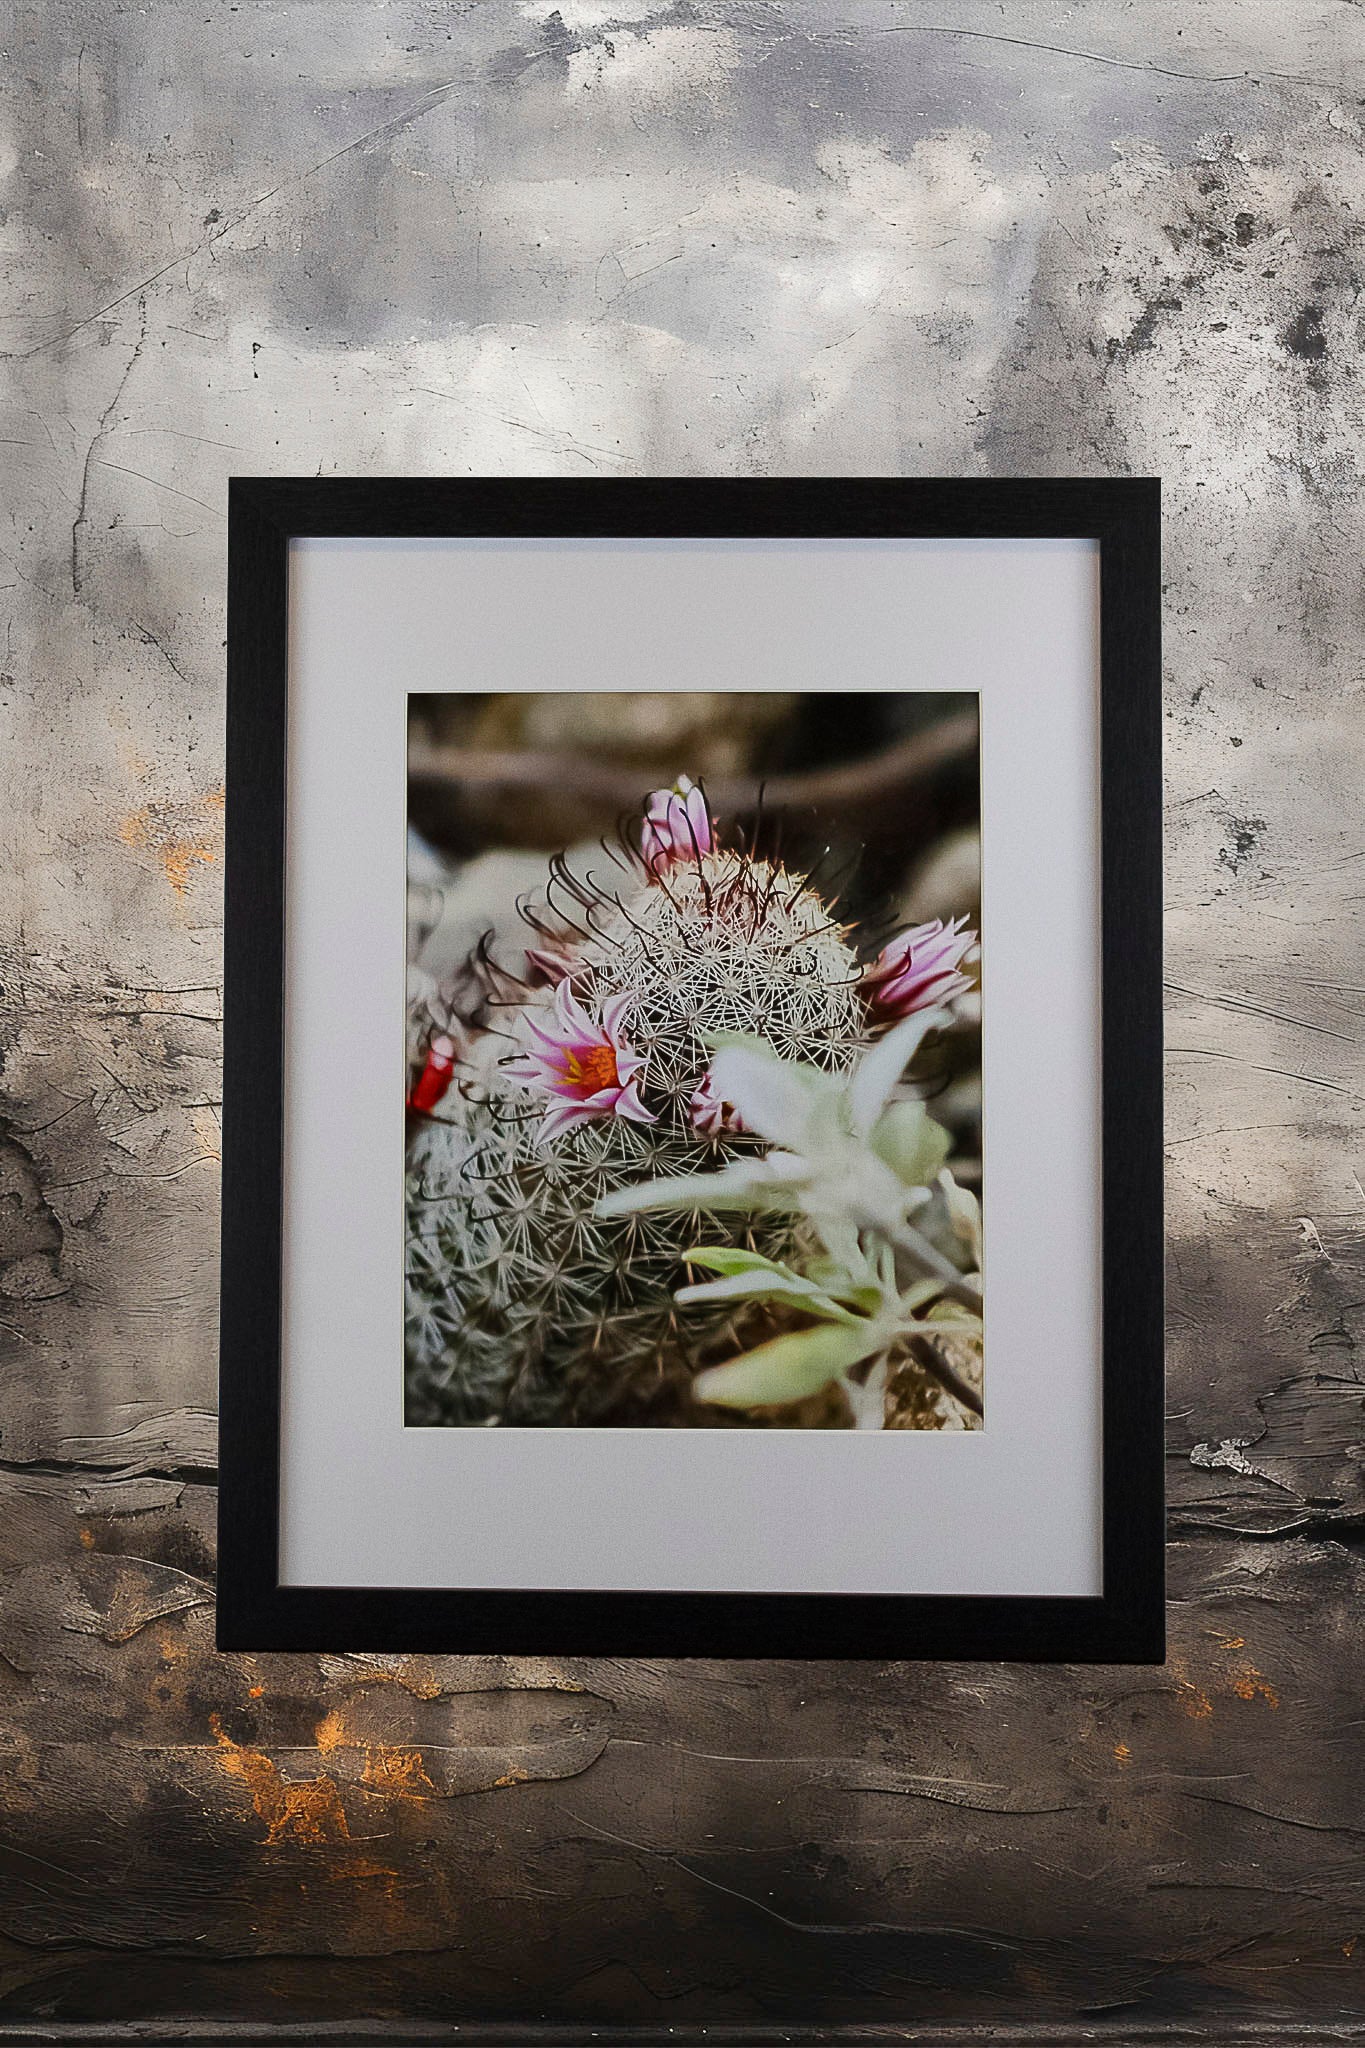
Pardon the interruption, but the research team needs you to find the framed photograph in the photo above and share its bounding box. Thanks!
[217,478,1163,1660]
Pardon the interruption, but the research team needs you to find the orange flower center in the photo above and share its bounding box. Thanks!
[563,1043,619,1094]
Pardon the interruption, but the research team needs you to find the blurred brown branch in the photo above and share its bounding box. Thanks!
[407,706,979,821]
[907,1333,985,1420]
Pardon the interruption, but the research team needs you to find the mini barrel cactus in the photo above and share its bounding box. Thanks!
[405,779,934,1425]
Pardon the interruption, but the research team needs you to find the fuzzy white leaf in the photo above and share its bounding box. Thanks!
[843,1355,889,1430]
[847,1009,947,1136]
[706,1043,833,1149]
[594,1162,795,1220]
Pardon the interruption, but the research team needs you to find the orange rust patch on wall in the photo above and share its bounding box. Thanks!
[314,1707,348,1755]
[346,1659,448,1700]
[362,1746,436,1799]
[312,1709,435,1800]
[119,787,224,899]
[212,1714,350,1847]
[1208,1631,1278,1707]
[1231,1666,1279,1709]
[209,1715,394,1879]
[1170,1661,1215,1719]
[1113,1742,1132,1766]
[1169,1640,1281,1719]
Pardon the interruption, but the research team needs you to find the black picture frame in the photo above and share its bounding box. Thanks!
[217,477,1163,1661]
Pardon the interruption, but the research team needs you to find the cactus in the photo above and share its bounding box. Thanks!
[405,786,870,1425]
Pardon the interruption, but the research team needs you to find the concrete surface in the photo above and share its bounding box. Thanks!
[1,0,1363,2034]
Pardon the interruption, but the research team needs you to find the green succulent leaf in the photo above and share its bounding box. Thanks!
[676,1269,862,1322]
[684,1246,794,1278]
[869,1099,952,1191]
[693,1323,886,1408]
[900,1275,949,1314]
[921,1305,985,1337]
[680,1246,859,1319]
[806,1270,884,1314]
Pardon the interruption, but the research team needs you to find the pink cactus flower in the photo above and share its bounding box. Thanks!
[689,1070,748,1138]
[863,915,977,1020]
[508,979,656,1143]
[642,774,712,873]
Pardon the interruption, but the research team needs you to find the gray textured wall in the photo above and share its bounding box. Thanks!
[2,1,1363,2037]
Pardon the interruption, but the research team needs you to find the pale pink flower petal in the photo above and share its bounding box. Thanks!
[553,977,597,1041]
[522,1014,570,1056]
[863,915,977,1020]
[502,1044,547,1081]
[578,1084,625,1111]
[539,1099,594,1142]
[613,1078,656,1124]
[524,943,578,987]
[689,1070,748,1138]
[599,989,635,1041]
[642,774,713,873]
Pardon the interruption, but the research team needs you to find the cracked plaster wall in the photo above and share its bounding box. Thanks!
[0,0,1363,2035]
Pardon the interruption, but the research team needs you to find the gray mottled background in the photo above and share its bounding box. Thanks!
[2,0,1364,2037]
